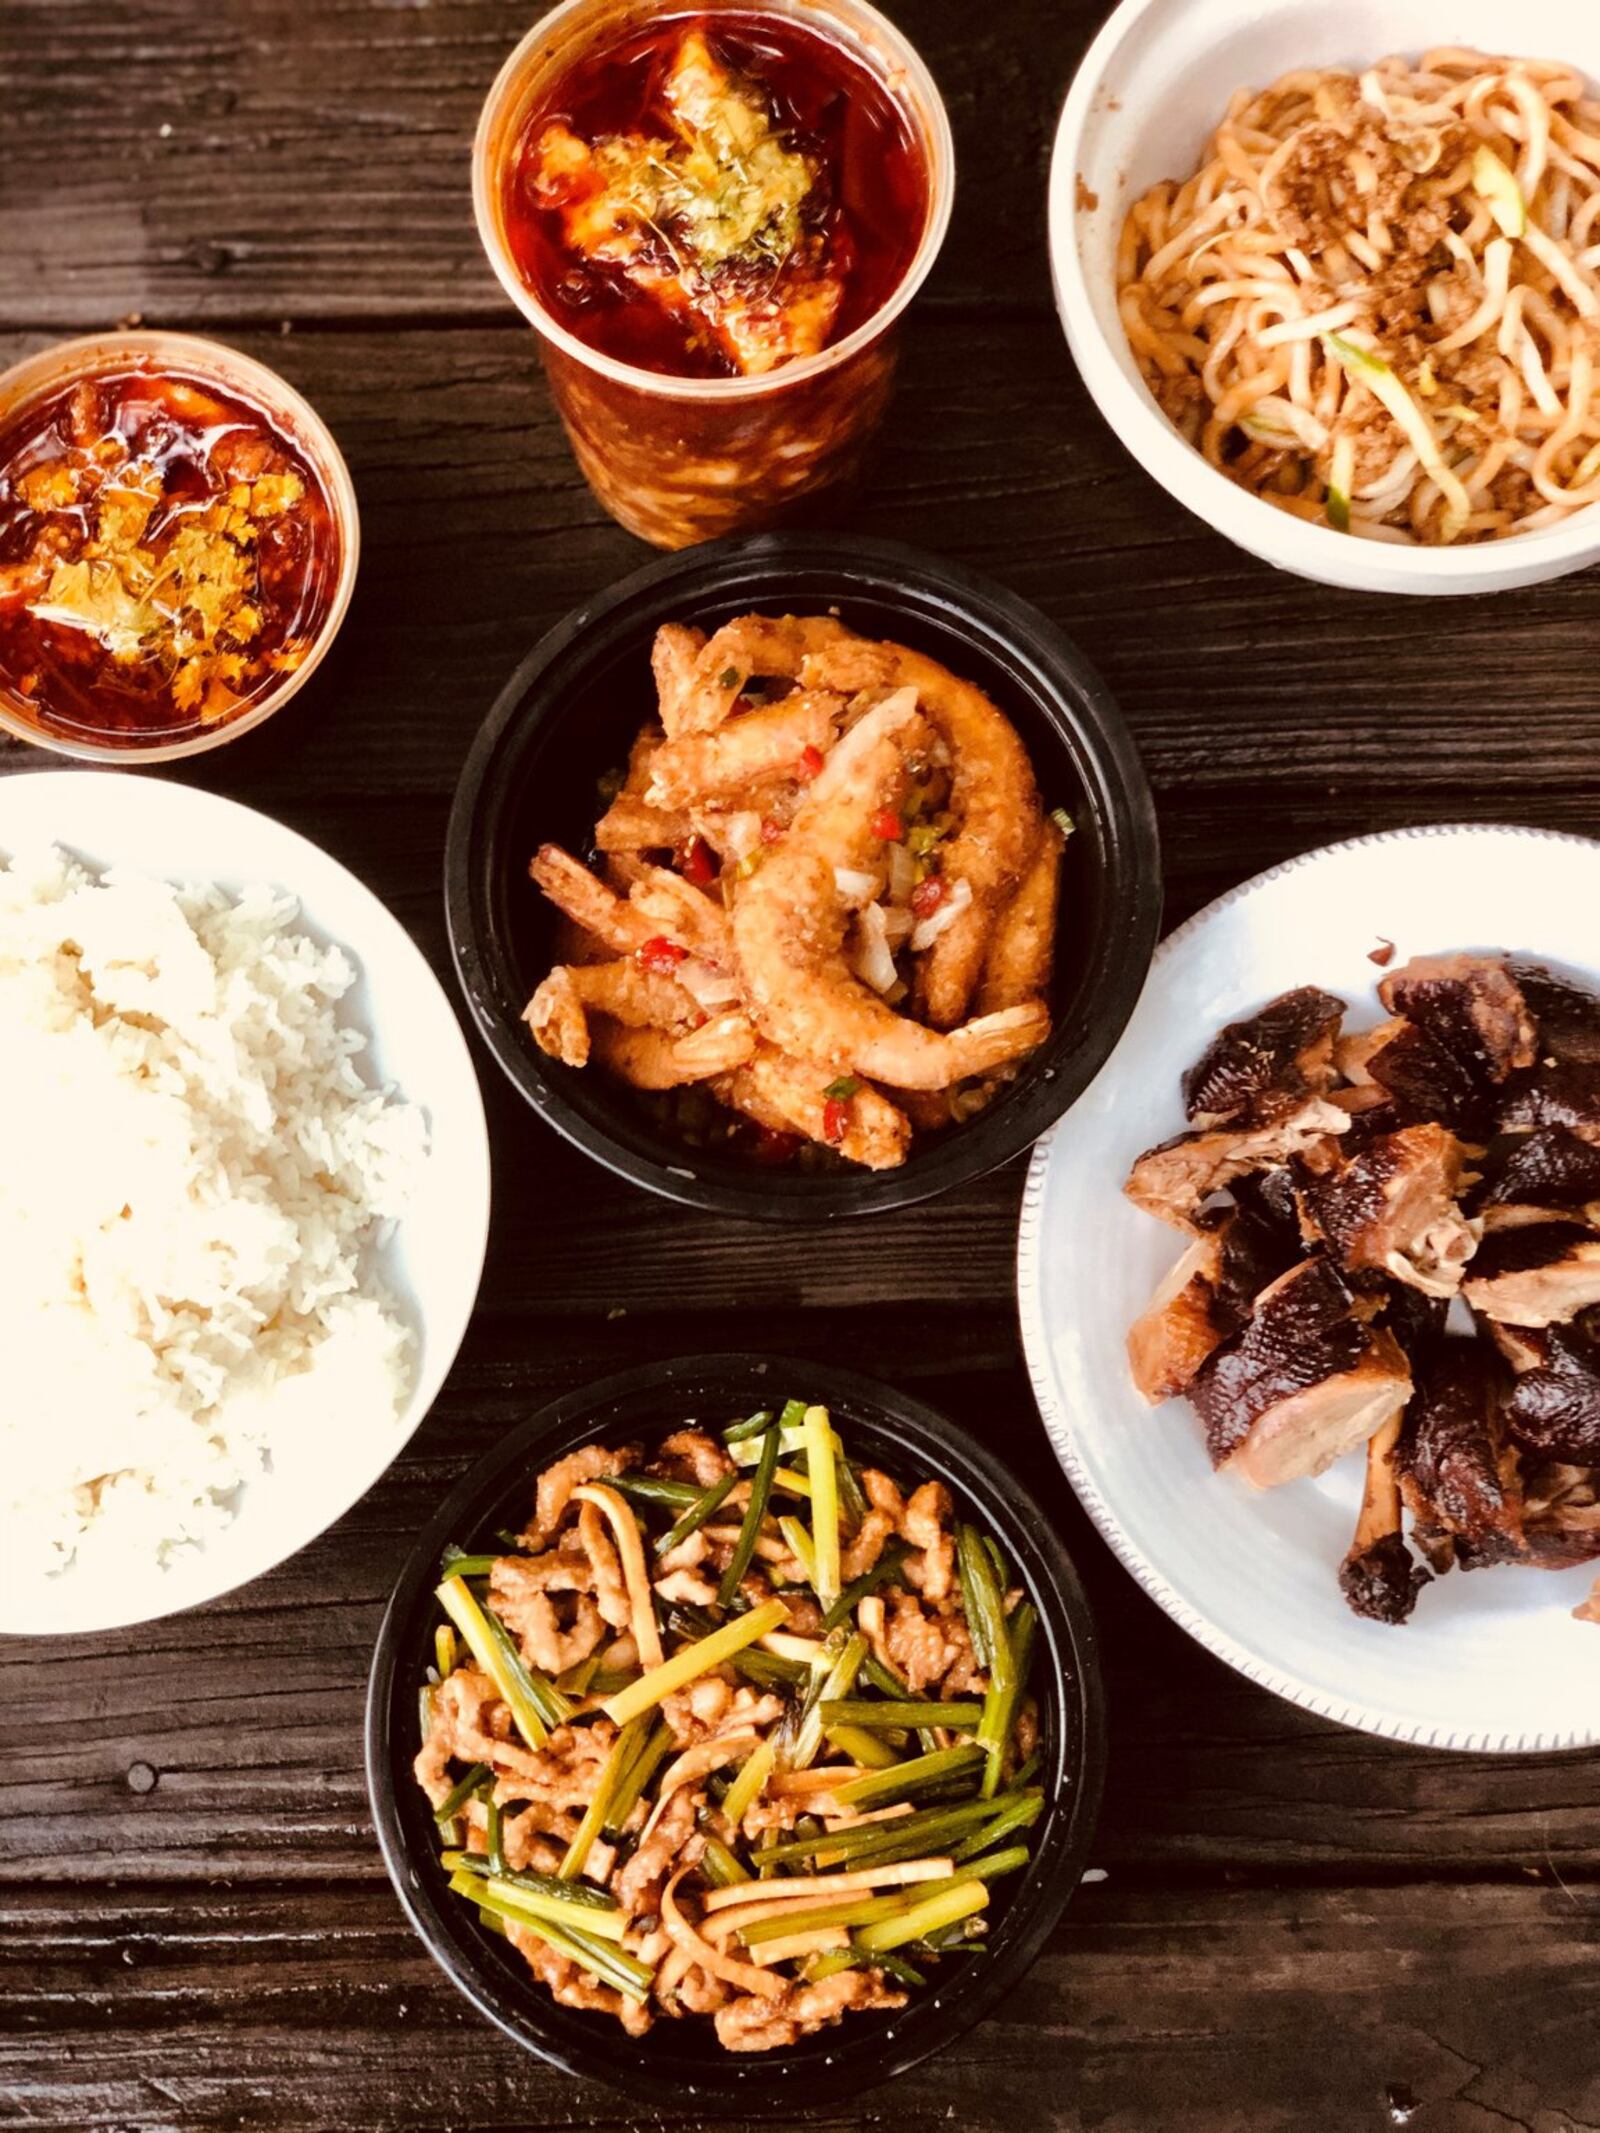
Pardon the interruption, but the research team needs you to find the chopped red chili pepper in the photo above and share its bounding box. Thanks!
[871,808,905,843]
[759,816,783,846]
[822,1096,851,1144]
[637,935,688,975]
[910,875,946,919]
[676,834,716,886]
[798,744,825,781]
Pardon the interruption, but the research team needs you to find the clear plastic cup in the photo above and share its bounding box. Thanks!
[473,0,954,549]
[0,332,359,764]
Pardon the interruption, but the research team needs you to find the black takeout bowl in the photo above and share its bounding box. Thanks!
[366,1354,1106,2113]
[445,533,1160,1218]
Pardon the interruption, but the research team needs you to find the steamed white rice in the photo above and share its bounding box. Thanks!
[0,845,424,1585]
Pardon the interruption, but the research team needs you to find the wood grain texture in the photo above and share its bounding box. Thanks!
[5,1881,1597,2132]
[6,0,1600,2124]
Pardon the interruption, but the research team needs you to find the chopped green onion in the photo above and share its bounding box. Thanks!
[834,1454,868,1530]
[829,1742,985,1811]
[803,1406,840,1607]
[1322,332,1471,538]
[654,1469,740,1558]
[777,1398,810,1432]
[603,1718,674,1837]
[440,1546,502,1579]
[700,1835,752,1887]
[978,1600,1035,1798]
[950,1791,1044,1861]
[741,1885,948,1944]
[1472,142,1526,236]
[804,1947,861,1982]
[601,1597,791,1726]
[607,1474,701,1510]
[723,1737,777,1828]
[444,1856,618,1909]
[435,1760,493,1829]
[852,1879,987,1955]
[779,1514,818,1588]
[875,1949,926,1987]
[960,1843,1031,1884]
[718,666,740,689]
[479,1600,572,1728]
[1049,806,1076,839]
[957,1525,1008,1678]
[823,1721,901,1770]
[559,1714,648,1879]
[822,1076,861,1100]
[761,1796,1008,1868]
[556,1652,600,1696]
[718,1424,781,1607]
[723,1408,775,1444]
[433,1624,457,1679]
[819,1697,981,1731]
[790,1631,867,1771]
[436,1576,549,1751]
[449,1869,626,1943]
[486,1794,506,1877]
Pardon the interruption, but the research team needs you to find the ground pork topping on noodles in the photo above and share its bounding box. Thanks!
[0,844,423,1584]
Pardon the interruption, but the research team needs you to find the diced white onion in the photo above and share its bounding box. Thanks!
[833,866,880,907]
[910,876,973,951]
[678,959,743,1011]
[848,903,900,995]
[881,905,915,949]
[887,845,917,903]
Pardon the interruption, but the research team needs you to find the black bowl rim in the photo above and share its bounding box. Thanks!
[365,1352,1107,2112]
[444,531,1161,1221]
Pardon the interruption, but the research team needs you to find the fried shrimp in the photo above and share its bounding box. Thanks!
[523,610,1065,1166]
[731,700,1050,1089]
[802,636,1043,1027]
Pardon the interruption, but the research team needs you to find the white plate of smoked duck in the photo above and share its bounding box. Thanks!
[1018,823,1600,1750]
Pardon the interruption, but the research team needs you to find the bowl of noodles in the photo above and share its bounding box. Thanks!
[1049,0,1600,594]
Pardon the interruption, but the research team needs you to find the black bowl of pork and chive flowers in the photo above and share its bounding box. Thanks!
[366,1356,1105,2109]
[445,532,1160,1220]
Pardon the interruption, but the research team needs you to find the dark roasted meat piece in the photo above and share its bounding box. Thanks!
[1181,986,1345,1126]
[1498,1059,1600,1141]
[1476,1123,1600,1222]
[1461,1221,1600,1327]
[1335,1015,1489,1134]
[1190,1257,1413,1488]
[1377,952,1537,1087]
[1519,1460,1600,1570]
[1127,1203,1300,1402]
[1509,961,1600,1066]
[1398,1338,1524,1571]
[1339,1415,1430,1624]
[1295,1121,1478,1296]
[1500,1315,1600,1466]
[1125,1095,1348,1231]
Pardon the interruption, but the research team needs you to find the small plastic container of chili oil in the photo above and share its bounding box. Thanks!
[0,333,358,762]
[473,0,954,548]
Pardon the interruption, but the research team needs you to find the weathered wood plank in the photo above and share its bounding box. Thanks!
[0,0,1076,330]
[4,1880,1596,2132]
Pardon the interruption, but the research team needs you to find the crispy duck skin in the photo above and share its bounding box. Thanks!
[1125,1095,1349,1232]
[1475,1123,1600,1225]
[1519,1460,1600,1571]
[1377,953,1538,1087]
[1127,1204,1300,1403]
[1339,1415,1429,1624]
[1180,986,1345,1126]
[1461,1221,1600,1328]
[1498,1059,1600,1141]
[1398,1338,1525,1572]
[1294,1121,1479,1297]
[1498,1316,1600,1466]
[1334,1015,1489,1134]
[1509,961,1600,1066]
[1190,1257,1413,1488]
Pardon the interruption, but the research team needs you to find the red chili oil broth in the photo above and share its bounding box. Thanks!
[502,10,929,378]
[0,366,340,748]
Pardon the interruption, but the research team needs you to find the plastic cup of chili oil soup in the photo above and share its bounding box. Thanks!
[472,0,954,549]
[0,332,358,765]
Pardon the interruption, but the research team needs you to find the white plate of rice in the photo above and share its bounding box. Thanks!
[0,771,491,1635]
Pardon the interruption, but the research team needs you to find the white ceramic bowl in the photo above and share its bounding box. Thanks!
[0,773,491,1635]
[1018,823,1600,1752]
[1048,0,1600,595]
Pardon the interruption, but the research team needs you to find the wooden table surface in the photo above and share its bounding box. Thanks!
[4,2,1599,2128]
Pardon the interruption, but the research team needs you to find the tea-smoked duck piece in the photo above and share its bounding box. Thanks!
[1127,1203,1300,1402]
[1397,1338,1524,1572]
[1377,953,1537,1089]
[1190,1257,1413,1487]
[1125,1095,1348,1232]
[1509,961,1600,1066]
[1519,1461,1600,1571]
[1498,1059,1600,1141]
[1339,1415,1430,1624]
[1461,1222,1600,1327]
[1475,1124,1600,1225]
[1497,1314,1600,1466]
[1294,1121,1479,1296]
[1180,986,1345,1126]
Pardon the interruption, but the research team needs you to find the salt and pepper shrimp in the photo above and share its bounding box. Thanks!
[522,612,1065,1168]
